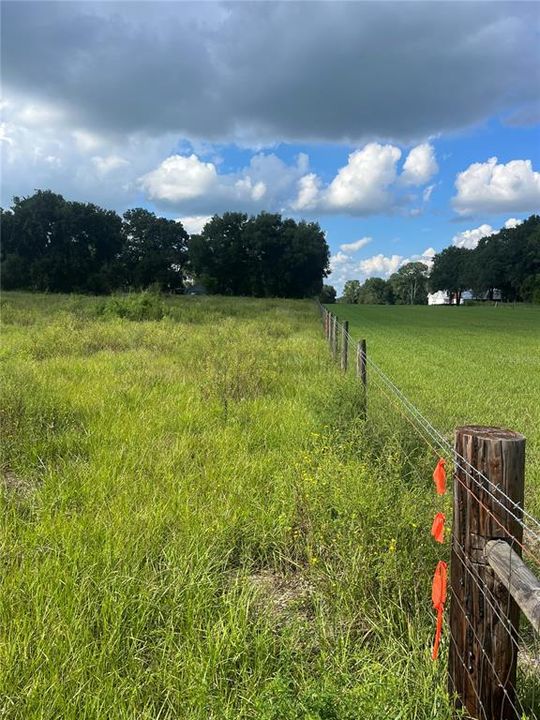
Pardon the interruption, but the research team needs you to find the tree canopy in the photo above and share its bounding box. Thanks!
[339,216,539,305]
[1,191,330,297]
[389,262,429,305]
[189,212,329,298]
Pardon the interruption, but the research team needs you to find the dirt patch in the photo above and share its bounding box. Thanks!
[246,570,315,625]
[1,468,35,498]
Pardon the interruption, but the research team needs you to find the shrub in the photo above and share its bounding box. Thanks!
[99,292,167,321]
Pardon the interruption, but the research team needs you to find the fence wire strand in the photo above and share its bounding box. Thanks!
[318,304,540,719]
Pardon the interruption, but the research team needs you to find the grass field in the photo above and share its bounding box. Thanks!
[327,303,540,519]
[1,293,538,719]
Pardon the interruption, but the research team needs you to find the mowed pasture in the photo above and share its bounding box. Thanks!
[0,293,538,719]
[327,303,540,519]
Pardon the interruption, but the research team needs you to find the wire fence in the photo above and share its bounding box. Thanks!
[318,302,540,720]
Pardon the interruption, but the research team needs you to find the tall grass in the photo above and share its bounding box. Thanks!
[0,293,534,718]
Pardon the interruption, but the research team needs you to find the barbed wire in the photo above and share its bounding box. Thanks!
[318,303,540,718]
[321,306,540,544]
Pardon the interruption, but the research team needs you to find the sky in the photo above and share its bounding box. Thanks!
[1,1,540,292]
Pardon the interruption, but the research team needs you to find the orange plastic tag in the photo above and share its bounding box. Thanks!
[431,560,447,608]
[431,512,446,544]
[431,560,448,660]
[432,605,444,660]
[433,458,447,495]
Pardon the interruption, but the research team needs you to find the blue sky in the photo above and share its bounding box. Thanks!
[2,1,539,291]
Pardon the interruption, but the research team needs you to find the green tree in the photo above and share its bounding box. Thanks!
[120,208,188,291]
[189,211,329,298]
[1,190,122,292]
[319,284,336,303]
[358,277,394,304]
[389,262,429,305]
[189,212,249,295]
[342,279,361,304]
[429,246,472,305]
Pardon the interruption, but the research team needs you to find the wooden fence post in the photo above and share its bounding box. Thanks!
[449,426,526,720]
[332,316,338,362]
[341,321,349,371]
[326,313,332,345]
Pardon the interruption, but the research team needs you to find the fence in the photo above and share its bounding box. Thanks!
[318,303,540,720]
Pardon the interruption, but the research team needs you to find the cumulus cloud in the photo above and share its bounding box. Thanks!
[291,173,321,212]
[177,215,212,235]
[358,253,403,277]
[452,223,496,249]
[292,142,439,216]
[2,3,538,146]
[138,151,309,214]
[453,157,540,215]
[324,144,402,213]
[141,155,218,202]
[504,217,524,229]
[340,237,372,253]
[328,245,438,292]
[0,96,180,209]
[401,144,438,185]
[452,217,525,249]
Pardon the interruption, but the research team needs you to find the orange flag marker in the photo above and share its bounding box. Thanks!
[433,458,447,495]
[431,560,448,660]
[431,512,446,544]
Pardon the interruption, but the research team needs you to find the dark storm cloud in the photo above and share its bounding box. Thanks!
[2,1,539,144]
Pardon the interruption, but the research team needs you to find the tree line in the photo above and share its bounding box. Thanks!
[1,190,330,298]
[337,215,540,305]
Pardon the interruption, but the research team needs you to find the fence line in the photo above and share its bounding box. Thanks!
[317,302,540,720]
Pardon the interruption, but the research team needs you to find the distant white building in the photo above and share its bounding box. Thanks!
[427,291,449,305]
[428,289,501,305]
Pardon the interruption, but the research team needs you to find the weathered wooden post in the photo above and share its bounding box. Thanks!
[341,321,349,371]
[332,316,338,362]
[358,339,367,388]
[449,426,526,720]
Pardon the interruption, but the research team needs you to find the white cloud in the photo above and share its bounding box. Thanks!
[177,215,212,234]
[339,236,372,253]
[292,173,321,211]
[451,217,525,249]
[141,154,218,203]
[293,142,439,216]
[328,244,440,292]
[423,184,435,202]
[358,253,403,278]
[324,143,402,213]
[453,157,540,215]
[408,246,436,269]
[504,217,523,229]
[452,223,496,249]
[139,151,308,213]
[401,143,438,185]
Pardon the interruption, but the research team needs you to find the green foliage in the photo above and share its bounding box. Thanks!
[1,191,123,293]
[98,292,167,321]
[430,215,540,302]
[342,279,361,304]
[189,211,330,298]
[357,277,394,305]
[319,284,336,303]
[429,246,472,303]
[389,262,429,305]
[120,208,188,292]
